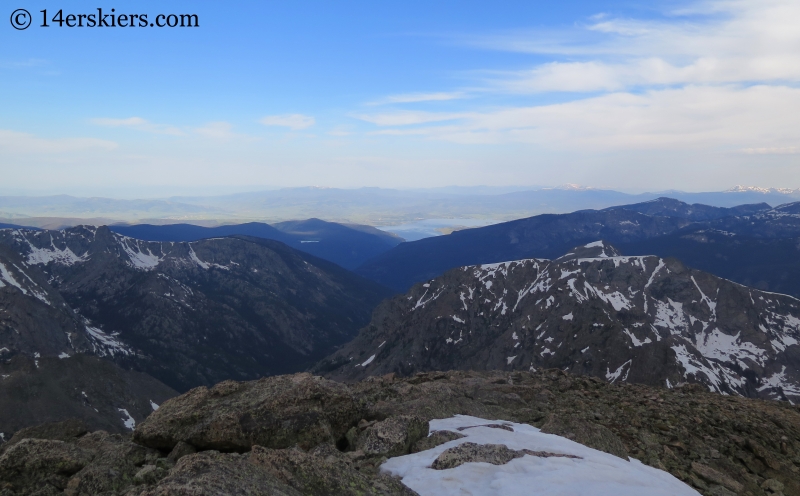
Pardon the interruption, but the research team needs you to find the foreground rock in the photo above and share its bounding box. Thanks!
[133,373,364,452]
[0,370,798,496]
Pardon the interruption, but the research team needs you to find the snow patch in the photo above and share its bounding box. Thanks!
[380,415,699,496]
[118,408,136,430]
[623,329,652,347]
[606,359,632,383]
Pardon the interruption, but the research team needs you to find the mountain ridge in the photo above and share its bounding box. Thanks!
[322,241,800,404]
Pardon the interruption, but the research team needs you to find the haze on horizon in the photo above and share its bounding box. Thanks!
[1,0,799,197]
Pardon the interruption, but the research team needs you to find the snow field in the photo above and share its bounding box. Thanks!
[381,415,699,496]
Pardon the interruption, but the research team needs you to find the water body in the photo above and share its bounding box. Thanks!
[378,218,500,242]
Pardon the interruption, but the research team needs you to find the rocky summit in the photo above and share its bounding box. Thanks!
[0,226,391,392]
[0,370,797,495]
[319,241,800,403]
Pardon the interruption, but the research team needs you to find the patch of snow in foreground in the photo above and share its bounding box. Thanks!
[381,415,699,496]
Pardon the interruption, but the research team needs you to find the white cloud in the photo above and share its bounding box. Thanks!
[193,122,236,140]
[364,85,800,151]
[91,117,184,136]
[355,111,469,126]
[466,0,800,93]
[259,114,315,130]
[741,146,799,155]
[0,129,117,153]
[354,0,800,161]
[369,92,468,105]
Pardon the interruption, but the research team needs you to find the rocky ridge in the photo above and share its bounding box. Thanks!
[320,241,800,404]
[0,226,391,392]
[0,370,797,495]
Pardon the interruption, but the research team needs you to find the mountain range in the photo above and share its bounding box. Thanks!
[2,186,799,226]
[108,218,402,270]
[320,241,800,404]
[2,194,800,445]
[356,198,800,297]
[0,227,391,391]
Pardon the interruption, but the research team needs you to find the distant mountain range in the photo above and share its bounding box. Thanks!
[2,185,799,226]
[356,198,800,297]
[109,219,402,270]
[320,241,800,403]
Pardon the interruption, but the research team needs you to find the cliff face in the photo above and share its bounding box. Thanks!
[320,242,800,404]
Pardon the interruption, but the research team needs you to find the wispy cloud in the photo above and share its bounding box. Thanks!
[91,117,184,136]
[353,0,800,157]
[368,91,468,105]
[467,0,800,93]
[364,85,800,151]
[0,129,117,153]
[0,58,48,69]
[194,122,237,140]
[354,111,468,126]
[741,146,799,155]
[260,114,315,130]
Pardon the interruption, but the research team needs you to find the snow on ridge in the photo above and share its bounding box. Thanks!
[117,237,163,270]
[691,276,717,320]
[606,359,632,383]
[694,329,766,366]
[118,408,136,430]
[14,231,89,267]
[758,366,800,399]
[413,286,445,311]
[623,329,652,347]
[671,343,745,393]
[0,262,51,305]
[187,244,230,270]
[381,415,699,496]
[358,354,376,367]
[83,320,134,357]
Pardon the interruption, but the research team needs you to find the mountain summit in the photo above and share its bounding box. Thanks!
[321,242,800,403]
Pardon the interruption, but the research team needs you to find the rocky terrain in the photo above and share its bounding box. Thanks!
[0,370,797,495]
[321,241,800,404]
[0,226,391,392]
[356,198,800,294]
[0,354,176,438]
[0,243,176,435]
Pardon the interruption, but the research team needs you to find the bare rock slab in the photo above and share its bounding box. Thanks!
[133,373,364,452]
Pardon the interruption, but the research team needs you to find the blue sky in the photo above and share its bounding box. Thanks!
[1,0,798,196]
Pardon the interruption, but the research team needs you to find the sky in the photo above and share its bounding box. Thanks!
[0,0,798,197]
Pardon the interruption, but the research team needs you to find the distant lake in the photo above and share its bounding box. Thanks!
[378,218,501,242]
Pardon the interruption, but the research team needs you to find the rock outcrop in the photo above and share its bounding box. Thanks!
[0,370,797,496]
[132,374,364,452]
